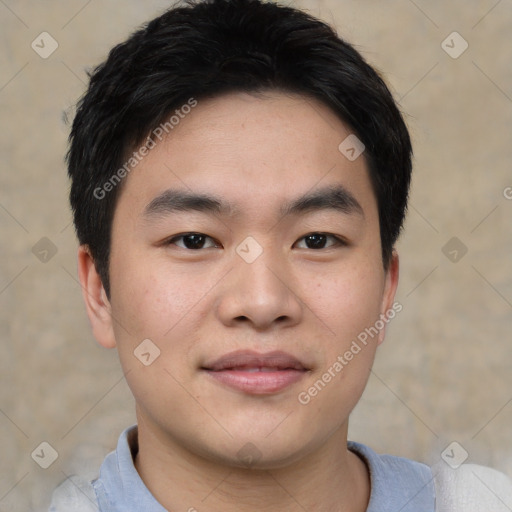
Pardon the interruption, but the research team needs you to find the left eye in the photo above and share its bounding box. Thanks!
[294,233,344,250]
[167,233,219,250]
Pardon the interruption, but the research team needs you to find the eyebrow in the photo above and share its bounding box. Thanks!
[142,185,364,220]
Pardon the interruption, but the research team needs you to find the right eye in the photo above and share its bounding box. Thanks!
[166,233,220,250]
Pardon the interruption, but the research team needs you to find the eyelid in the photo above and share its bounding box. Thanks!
[166,232,220,249]
[165,232,348,250]
[294,232,348,249]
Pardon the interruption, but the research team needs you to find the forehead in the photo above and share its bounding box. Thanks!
[115,91,376,224]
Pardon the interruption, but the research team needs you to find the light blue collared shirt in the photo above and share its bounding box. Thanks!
[50,424,435,511]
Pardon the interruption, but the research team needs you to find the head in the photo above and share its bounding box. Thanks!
[71,0,411,468]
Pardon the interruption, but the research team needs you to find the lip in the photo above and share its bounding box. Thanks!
[201,350,309,395]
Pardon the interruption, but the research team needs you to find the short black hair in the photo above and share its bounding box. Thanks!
[67,0,412,298]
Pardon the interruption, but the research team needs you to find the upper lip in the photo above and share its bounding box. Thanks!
[202,350,309,371]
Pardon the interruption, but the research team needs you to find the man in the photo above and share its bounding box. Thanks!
[50,0,512,510]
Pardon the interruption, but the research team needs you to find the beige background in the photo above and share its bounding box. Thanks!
[1,0,511,510]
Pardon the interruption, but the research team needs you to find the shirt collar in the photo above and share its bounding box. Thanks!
[93,425,434,511]
[348,440,435,512]
[93,425,166,511]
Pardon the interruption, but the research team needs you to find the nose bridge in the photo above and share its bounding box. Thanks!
[239,246,286,297]
[215,238,302,329]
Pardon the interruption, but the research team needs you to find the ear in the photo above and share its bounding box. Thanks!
[77,245,117,348]
[377,249,400,345]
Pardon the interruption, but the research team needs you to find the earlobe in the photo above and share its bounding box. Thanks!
[377,250,400,345]
[77,245,117,349]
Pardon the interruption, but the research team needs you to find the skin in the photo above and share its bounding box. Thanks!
[78,91,399,511]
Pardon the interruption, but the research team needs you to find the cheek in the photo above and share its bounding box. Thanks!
[306,262,385,342]
[109,258,215,384]
[305,261,385,402]
[110,256,204,336]
[109,268,205,402]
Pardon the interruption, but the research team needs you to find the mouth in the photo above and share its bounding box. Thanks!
[201,350,310,395]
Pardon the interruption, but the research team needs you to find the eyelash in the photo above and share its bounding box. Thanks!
[165,232,347,250]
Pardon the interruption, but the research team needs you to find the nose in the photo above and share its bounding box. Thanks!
[215,245,303,331]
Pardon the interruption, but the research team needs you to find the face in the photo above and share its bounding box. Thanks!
[80,91,398,468]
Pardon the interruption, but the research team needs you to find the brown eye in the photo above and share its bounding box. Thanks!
[295,233,344,249]
[167,233,218,249]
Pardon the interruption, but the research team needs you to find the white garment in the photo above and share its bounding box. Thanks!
[48,475,98,512]
[433,462,512,511]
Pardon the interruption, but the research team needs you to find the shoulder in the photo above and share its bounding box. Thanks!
[48,475,98,512]
[349,441,435,511]
[433,462,512,512]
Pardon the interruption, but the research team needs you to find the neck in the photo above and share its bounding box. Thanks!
[133,415,370,512]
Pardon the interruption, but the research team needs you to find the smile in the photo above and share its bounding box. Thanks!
[201,350,309,394]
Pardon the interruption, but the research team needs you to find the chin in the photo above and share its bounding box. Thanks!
[197,430,318,471]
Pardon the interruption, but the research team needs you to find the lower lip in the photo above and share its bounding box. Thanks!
[203,369,307,394]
